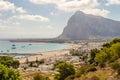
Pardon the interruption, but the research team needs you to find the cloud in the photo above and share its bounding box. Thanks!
[0,18,20,27]
[16,7,26,13]
[0,0,26,13]
[106,0,120,6]
[29,0,64,4]
[0,0,15,12]
[56,0,99,11]
[82,8,109,17]
[14,14,49,22]
[30,0,109,17]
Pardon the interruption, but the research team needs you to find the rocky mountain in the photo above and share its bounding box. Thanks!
[58,11,120,40]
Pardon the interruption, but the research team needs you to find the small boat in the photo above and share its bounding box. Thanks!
[29,44,32,45]
[11,47,16,49]
[12,44,16,46]
[7,50,10,52]
[21,45,25,48]
[1,50,3,53]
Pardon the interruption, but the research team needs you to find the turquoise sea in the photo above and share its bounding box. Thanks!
[0,40,68,53]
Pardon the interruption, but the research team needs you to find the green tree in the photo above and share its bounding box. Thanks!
[102,43,111,48]
[88,48,99,64]
[0,56,20,69]
[12,60,20,69]
[94,48,110,63]
[110,38,120,44]
[0,64,21,80]
[54,62,75,80]
[95,43,120,63]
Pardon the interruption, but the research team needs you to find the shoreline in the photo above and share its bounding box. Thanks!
[18,43,79,63]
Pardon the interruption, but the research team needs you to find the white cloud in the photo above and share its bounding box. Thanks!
[56,0,99,11]
[0,0,26,13]
[14,14,49,22]
[82,8,109,17]
[0,17,20,26]
[16,7,26,13]
[106,0,120,6]
[30,0,109,17]
[0,0,15,12]
[29,0,65,4]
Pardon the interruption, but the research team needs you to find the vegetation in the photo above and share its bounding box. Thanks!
[88,48,99,64]
[54,62,75,80]
[0,56,20,69]
[95,39,120,63]
[0,64,21,80]
[1,38,120,80]
[70,49,81,56]
[33,72,50,80]
[0,56,21,80]
[111,62,120,75]
[28,59,45,67]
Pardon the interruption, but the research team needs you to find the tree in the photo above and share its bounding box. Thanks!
[94,48,110,63]
[102,43,111,48]
[0,56,20,69]
[95,43,120,63]
[0,64,21,80]
[54,62,75,80]
[12,60,20,69]
[88,48,99,64]
[110,38,120,44]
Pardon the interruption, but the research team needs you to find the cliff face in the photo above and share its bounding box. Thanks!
[58,11,120,40]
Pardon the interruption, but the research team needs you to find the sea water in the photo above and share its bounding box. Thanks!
[0,40,68,53]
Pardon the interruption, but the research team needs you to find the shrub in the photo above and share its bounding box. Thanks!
[88,48,99,64]
[86,67,97,72]
[33,72,50,80]
[54,62,75,80]
[0,64,21,80]
[0,56,20,68]
[111,62,120,75]
[70,49,81,56]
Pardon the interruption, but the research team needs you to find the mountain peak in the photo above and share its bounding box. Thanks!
[74,11,84,15]
[58,11,120,40]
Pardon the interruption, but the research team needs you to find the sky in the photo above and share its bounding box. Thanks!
[0,0,120,39]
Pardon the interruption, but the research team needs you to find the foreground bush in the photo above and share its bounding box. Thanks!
[0,56,20,69]
[0,64,21,80]
[111,62,120,75]
[54,62,75,80]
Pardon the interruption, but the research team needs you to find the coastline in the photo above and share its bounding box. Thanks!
[18,43,79,63]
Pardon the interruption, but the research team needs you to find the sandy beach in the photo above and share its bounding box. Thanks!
[18,43,79,63]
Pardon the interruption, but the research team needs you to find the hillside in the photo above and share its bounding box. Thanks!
[58,11,120,40]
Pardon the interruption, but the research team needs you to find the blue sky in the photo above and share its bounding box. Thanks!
[0,0,120,39]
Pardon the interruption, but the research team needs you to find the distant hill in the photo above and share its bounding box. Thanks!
[58,11,120,40]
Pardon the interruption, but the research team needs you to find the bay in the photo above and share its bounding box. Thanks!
[0,40,68,53]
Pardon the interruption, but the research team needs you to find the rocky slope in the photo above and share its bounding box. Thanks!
[58,11,120,40]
